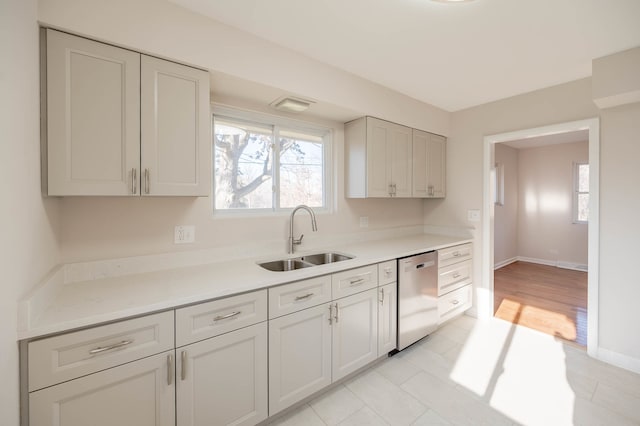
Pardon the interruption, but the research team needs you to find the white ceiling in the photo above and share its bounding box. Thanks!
[171,0,640,112]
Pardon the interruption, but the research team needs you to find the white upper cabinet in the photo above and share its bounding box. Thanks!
[45,30,141,196]
[412,129,446,198]
[141,56,210,196]
[346,116,412,198]
[346,116,445,198]
[44,29,210,196]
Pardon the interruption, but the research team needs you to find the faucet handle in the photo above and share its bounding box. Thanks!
[298,234,304,244]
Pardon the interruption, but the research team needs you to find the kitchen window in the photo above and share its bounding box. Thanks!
[213,108,331,213]
[573,162,589,223]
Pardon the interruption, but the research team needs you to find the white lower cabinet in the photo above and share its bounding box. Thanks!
[269,287,380,415]
[377,282,398,356]
[176,322,268,426]
[332,288,378,381]
[29,350,175,426]
[268,303,332,415]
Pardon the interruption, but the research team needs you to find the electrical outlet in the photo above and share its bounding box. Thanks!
[174,225,195,244]
[467,209,481,222]
[359,216,369,228]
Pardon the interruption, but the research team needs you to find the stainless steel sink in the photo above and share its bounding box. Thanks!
[299,252,353,265]
[258,258,314,272]
[258,252,353,271]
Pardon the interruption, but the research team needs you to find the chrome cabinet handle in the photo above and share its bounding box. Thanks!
[451,300,459,305]
[453,251,461,257]
[349,277,366,286]
[213,311,241,322]
[181,350,187,381]
[384,267,392,276]
[131,168,137,194]
[452,272,461,279]
[328,304,333,325]
[89,339,133,355]
[334,303,339,323]
[144,168,150,194]
[380,288,385,304]
[167,354,174,385]
[295,293,314,301]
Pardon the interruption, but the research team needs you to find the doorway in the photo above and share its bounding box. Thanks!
[482,118,599,357]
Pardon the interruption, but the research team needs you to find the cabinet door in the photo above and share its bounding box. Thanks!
[29,351,175,426]
[426,134,446,198]
[46,29,140,196]
[332,289,378,381]
[413,130,446,198]
[365,117,392,197]
[388,124,412,197]
[269,304,332,415]
[141,56,211,196]
[177,323,267,426]
[378,283,398,356]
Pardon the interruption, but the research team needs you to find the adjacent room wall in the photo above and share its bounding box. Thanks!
[0,1,62,424]
[493,144,518,266]
[517,141,588,267]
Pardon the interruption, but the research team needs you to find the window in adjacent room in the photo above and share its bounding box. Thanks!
[573,162,589,223]
[213,109,331,213]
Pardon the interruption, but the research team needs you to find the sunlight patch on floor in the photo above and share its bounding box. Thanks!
[449,318,576,425]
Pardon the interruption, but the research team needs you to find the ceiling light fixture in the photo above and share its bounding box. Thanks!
[271,97,312,113]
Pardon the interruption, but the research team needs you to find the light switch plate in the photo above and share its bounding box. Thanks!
[174,225,195,244]
[467,209,481,222]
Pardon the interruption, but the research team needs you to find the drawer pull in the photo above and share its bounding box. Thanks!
[88,339,133,355]
[295,293,314,301]
[334,303,339,323]
[328,304,333,325]
[453,251,461,257]
[451,300,460,305]
[213,311,241,322]
[452,272,461,279]
[384,267,392,276]
[349,277,366,286]
[380,288,385,304]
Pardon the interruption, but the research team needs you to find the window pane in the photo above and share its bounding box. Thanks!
[578,193,589,222]
[214,119,273,209]
[578,164,589,192]
[279,137,324,208]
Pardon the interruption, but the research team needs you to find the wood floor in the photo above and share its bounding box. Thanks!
[494,261,588,346]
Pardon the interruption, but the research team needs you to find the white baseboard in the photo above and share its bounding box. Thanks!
[595,346,640,375]
[495,256,588,272]
[494,257,518,270]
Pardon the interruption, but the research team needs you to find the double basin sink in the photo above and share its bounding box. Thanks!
[258,252,353,272]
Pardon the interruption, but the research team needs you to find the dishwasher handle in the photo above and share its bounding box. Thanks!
[415,260,435,269]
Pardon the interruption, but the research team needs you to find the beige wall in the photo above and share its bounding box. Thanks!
[517,141,588,266]
[599,102,640,359]
[494,144,518,265]
[0,1,61,424]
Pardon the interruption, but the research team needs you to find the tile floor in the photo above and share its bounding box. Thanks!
[267,315,640,426]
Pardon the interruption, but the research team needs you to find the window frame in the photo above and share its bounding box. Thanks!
[573,161,589,224]
[211,105,333,216]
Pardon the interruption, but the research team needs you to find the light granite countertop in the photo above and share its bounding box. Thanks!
[19,233,471,340]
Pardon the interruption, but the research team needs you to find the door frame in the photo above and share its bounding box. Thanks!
[482,118,599,357]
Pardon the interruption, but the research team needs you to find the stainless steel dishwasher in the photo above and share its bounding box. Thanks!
[397,251,438,350]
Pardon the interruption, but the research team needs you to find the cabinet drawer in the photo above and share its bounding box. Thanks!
[176,290,267,347]
[438,284,472,324]
[28,311,174,392]
[269,275,332,319]
[438,243,472,267]
[438,259,472,296]
[378,260,397,285]
[332,265,378,299]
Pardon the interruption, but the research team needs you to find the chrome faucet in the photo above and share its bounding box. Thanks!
[288,205,318,254]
